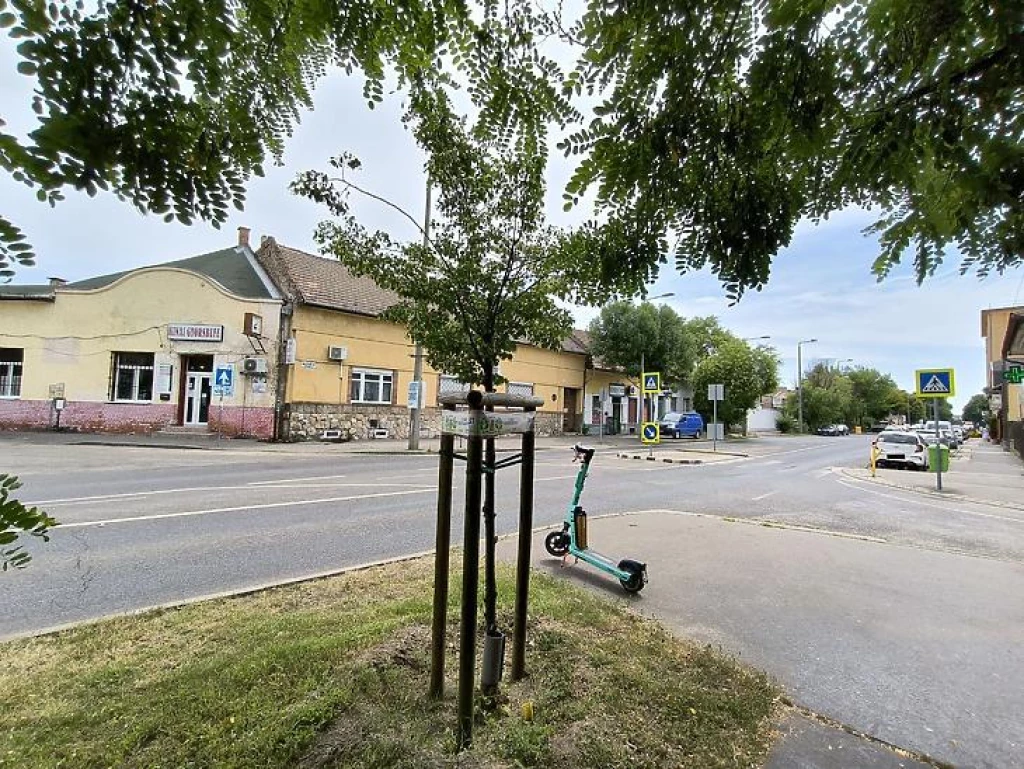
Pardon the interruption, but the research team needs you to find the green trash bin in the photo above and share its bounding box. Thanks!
[928,444,950,472]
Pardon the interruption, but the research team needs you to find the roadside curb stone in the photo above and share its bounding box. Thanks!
[838,467,1024,512]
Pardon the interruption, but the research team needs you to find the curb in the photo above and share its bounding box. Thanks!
[617,452,704,465]
[837,468,1024,512]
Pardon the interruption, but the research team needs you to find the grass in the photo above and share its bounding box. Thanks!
[0,557,780,768]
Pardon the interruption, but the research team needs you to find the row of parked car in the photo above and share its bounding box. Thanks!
[871,422,969,471]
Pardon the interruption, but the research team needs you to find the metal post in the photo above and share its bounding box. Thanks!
[712,396,718,453]
[408,177,431,450]
[457,391,484,750]
[934,398,943,491]
[429,403,456,700]
[511,408,536,681]
[638,351,645,439]
[797,343,804,433]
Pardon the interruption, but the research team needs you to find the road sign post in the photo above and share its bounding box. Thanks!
[707,384,724,452]
[915,369,955,491]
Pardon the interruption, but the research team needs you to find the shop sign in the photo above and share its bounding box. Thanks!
[168,323,224,342]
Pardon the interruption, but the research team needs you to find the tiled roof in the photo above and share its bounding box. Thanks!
[255,239,399,317]
[0,285,55,300]
[65,246,275,299]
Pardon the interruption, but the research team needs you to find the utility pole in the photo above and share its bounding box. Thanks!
[408,177,431,450]
[797,338,817,433]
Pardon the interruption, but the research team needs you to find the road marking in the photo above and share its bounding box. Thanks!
[249,474,348,485]
[834,478,1024,524]
[56,489,435,529]
[751,491,777,501]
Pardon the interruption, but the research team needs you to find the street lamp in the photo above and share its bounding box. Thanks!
[638,292,675,430]
[797,338,818,433]
[743,335,771,343]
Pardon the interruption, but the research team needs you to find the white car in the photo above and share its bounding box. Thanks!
[874,431,930,470]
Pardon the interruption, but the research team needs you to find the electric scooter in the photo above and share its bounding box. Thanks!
[544,444,648,593]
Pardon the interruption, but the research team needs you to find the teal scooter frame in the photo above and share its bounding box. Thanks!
[545,444,647,593]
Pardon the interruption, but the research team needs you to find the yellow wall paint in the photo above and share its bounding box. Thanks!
[285,306,589,412]
[0,268,281,406]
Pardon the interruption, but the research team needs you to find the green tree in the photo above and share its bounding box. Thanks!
[560,0,1022,298]
[787,363,853,430]
[692,340,776,429]
[682,316,739,360]
[0,0,573,277]
[962,394,989,424]
[586,301,695,387]
[847,368,903,428]
[1,474,56,571]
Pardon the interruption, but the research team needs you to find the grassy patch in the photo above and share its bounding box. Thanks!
[0,558,780,768]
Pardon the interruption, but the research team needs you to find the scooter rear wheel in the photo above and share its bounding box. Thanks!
[545,531,570,557]
[620,568,645,594]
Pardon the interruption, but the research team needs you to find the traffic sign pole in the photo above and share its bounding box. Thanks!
[934,398,942,491]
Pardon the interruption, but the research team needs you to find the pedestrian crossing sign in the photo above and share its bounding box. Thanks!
[643,372,661,394]
[914,368,955,398]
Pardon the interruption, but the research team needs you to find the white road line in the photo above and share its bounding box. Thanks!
[249,474,347,485]
[56,489,435,529]
[751,491,777,501]
[834,478,1024,524]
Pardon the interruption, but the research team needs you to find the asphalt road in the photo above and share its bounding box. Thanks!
[3,433,1023,768]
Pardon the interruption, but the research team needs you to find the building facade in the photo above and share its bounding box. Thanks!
[0,241,283,438]
[254,238,589,441]
[981,306,1024,445]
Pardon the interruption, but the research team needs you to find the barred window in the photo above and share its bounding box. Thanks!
[438,375,471,398]
[507,381,534,398]
[350,368,393,404]
[0,348,23,398]
[112,352,154,401]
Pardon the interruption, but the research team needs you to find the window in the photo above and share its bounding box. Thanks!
[112,352,154,401]
[438,375,471,398]
[507,381,534,397]
[350,368,393,404]
[0,348,23,397]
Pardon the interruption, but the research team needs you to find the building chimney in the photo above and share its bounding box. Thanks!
[48,277,67,287]
[237,226,251,247]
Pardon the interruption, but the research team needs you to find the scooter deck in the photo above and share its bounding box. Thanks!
[569,546,621,573]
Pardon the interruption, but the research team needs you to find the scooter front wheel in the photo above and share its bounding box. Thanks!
[620,568,646,594]
[545,531,570,557]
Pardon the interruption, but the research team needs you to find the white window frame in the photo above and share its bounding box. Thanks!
[111,352,155,402]
[507,381,535,397]
[350,368,393,404]
[0,348,23,398]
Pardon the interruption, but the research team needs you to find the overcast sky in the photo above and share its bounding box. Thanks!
[3,41,1022,412]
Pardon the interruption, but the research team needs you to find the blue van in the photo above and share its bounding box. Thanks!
[659,411,704,439]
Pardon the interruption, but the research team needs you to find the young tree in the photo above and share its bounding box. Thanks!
[294,85,589,697]
[586,301,696,387]
[847,368,903,428]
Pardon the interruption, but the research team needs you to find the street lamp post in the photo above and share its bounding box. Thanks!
[637,292,674,434]
[797,338,818,433]
[743,335,771,344]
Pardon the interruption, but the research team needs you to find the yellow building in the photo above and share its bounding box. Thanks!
[0,236,283,438]
[980,305,1024,443]
[254,238,589,440]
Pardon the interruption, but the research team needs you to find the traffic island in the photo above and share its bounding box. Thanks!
[617,449,746,464]
[0,557,781,768]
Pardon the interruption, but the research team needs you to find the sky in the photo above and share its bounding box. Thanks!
[2,39,1022,413]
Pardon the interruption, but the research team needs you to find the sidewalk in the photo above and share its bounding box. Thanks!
[841,439,1024,511]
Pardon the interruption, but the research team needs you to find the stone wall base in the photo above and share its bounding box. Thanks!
[284,403,566,442]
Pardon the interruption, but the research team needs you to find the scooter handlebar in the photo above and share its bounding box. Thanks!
[572,444,596,462]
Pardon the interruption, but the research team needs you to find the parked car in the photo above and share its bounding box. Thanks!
[659,411,704,439]
[874,431,930,470]
[816,424,849,436]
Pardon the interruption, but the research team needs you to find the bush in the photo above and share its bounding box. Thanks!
[776,414,795,434]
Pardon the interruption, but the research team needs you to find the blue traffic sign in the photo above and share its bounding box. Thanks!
[641,422,660,444]
[914,368,955,398]
[213,365,234,396]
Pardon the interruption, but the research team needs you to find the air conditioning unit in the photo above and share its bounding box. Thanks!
[328,345,348,361]
[243,357,268,374]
